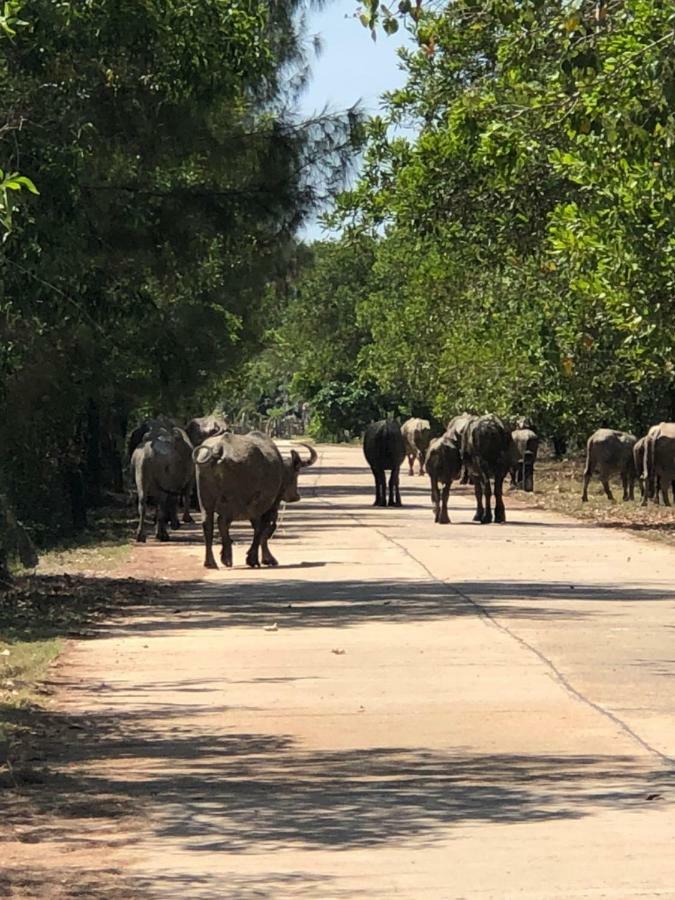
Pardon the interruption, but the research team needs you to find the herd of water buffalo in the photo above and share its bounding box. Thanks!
[127,411,675,570]
[128,414,317,569]
[364,415,675,525]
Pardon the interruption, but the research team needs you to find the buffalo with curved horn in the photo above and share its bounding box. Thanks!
[193,432,317,569]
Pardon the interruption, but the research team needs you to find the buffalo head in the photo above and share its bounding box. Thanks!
[282,443,318,503]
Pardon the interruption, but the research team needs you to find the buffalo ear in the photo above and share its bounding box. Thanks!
[290,449,302,470]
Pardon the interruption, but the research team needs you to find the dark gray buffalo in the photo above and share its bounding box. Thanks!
[401,417,432,476]
[363,420,406,507]
[642,422,675,506]
[446,413,476,484]
[582,428,636,502]
[131,424,194,542]
[193,432,317,569]
[459,415,515,523]
[426,436,462,524]
[510,428,539,492]
[128,416,193,526]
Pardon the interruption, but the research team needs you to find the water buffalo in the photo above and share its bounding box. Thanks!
[128,416,193,525]
[459,415,515,523]
[185,414,228,448]
[582,428,636,502]
[401,417,432,476]
[445,413,477,485]
[193,432,316,569]
[510,428,539,492]
[363,420,406,507]
[642,422,675,506]
[426,435,462,524]
[131,424,194,542]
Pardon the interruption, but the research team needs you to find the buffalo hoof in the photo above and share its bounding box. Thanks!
[170,520,181,530]
[495,512,506,524]
[263,556,279,567]
[472,512,482,523]
[581,496,588,503]
[439,514,450,525]
[204,559,218,569]
[136,534,146,543]
[182,514,195,524]
[157,533,170,542]
[246,553,261,568]
[388,500,402,507]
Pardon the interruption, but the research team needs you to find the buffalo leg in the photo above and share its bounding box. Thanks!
[473,480,484,523]
[217,514,233,568]
[621,472,630,502]
[482,478,493,524]
[430,477,440,522]
[389,466,402,507]
[168,495,181,529]
[246,518,263,568]
[136,494,147,543]
[418,452,426,476]
[601,478,614,501]
[662,479,671,506]
[182,484,194,524]
[202,507,218,568]
[494,474,506,523]
[407,453,415,476]
[372,468,386,506]
[461,467,470,486]
[439,481,451,524]
[581,468,592,502]
[156,494,171,541]
[260,511,279,566]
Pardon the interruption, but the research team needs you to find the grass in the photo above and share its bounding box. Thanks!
[36,495,135,575]
[516,456,675,545]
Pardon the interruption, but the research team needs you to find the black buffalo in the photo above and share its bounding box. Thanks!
[363,420,406,507]
[459,415,515,523]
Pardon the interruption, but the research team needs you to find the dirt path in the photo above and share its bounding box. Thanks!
[5,444,675,898]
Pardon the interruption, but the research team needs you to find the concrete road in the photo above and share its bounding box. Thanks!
[6,444,675,898]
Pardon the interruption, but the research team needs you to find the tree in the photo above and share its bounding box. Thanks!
[0,0,360,539]
[327,0,675,441]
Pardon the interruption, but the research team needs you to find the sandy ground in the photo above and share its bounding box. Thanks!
[4,444,675,898]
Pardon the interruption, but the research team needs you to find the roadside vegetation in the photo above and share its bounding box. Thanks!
[256,0,675,445]
[516,456,675,545]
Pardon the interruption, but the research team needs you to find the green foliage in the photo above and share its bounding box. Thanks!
[326,0,675,442]
[0,0,360,538]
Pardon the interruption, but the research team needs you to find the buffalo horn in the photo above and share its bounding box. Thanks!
[193,445,214,465]
[297,443,318,468]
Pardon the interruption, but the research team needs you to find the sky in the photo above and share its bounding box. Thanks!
[297,1,412,239]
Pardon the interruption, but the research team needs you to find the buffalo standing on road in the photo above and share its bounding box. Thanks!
[459,415,515,523]
[445,413,476,484]
[363,420,406,507]
[582,429,636,502]
[193,432,317,569]
[131,424,194,542]
[426,435,463,524]
[510,428,539,493]
[401,417,432,476]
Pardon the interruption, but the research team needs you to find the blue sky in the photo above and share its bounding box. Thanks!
[298,1,411,239]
